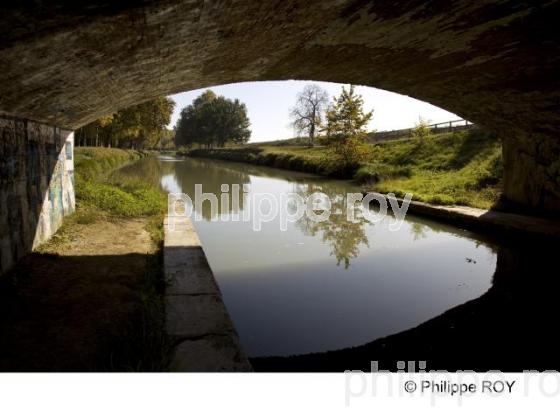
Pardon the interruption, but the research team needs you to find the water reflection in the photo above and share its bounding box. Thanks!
[293,183,370,268]
[159,157,249,221]
[110,155,176,187]
[410,222,428,241]
[143,157,373,267]
[113,156,497,356]
[253,239,560,371]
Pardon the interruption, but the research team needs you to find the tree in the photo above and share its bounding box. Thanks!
[175,90,216,148]
[289,84,329,146]
[112,97,175,149]
[159,128,176,150]
[138,97,176,148]
[75,114,114,147]
[411,116,431,145]
[75,97,175,149]
[325,85,373,171]
[175,90,251,148]
[210,96,251,147]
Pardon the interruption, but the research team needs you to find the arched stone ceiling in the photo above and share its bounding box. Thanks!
[0,0,558,136]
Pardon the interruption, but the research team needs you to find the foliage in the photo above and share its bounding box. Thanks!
[175,90,251,148]
[251,136,314,147]
[74,147,146,182]
[159,128,176,150]
[78,181,166,217]
[75,97,175,149]
[411,117,432,144]
[191,129,503,209]
[324,85,373,173]
[289,84,329,146]
[189,146,332,176]
[74,147,167,219]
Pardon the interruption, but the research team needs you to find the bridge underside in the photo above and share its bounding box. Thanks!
[0,1,559,222]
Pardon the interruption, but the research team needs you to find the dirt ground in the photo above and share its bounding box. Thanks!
[0,218,160,371]
[45,218,154,256]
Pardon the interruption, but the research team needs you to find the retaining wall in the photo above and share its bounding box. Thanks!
[0,115,74,274]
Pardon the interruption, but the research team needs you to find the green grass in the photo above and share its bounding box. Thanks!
[188,128,503,209]
[74,147,146,182]
[368,129,502,208]
[72,147,168,370]
[78,181,167,217]
[189,145,337,176]
[74,147,167,220]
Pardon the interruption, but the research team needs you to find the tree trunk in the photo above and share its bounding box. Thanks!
[308,107,316,147]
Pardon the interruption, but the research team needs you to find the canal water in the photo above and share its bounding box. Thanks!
[113,156,497,357]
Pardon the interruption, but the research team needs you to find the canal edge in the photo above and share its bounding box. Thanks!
[163,215,252,372]
[367,192,560,240]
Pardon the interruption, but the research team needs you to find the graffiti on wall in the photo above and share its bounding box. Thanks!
[0,115,75,273]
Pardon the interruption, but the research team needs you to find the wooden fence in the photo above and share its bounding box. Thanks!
[370,119,475,142]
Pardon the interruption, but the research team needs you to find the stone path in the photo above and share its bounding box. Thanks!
[164,216,251,371]
[385,196,560,239]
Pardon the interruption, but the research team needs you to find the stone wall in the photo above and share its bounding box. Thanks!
[502,133,560,215]
[0,115,74,274]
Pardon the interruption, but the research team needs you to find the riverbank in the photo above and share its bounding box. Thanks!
[187,129,502,210]
[184,131,560,238]
[0,148,169,370]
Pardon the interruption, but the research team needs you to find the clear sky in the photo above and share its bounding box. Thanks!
[169,80,462,143]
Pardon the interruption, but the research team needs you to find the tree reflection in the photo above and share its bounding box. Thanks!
[111,157,250,221]
[168,158,249,221]
[410,222,428,241]
[293,183,371,268]
[114,157,372,267]
[110,156,176,187]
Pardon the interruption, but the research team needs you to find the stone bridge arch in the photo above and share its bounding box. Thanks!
[1,1,559,271]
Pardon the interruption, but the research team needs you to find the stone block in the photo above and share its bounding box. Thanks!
[169,334,252,372]
[164,247,221,295]
[166,294,236,339]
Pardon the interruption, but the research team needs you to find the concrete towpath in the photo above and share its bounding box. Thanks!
[164,216,251,372]
[382,195,560,240]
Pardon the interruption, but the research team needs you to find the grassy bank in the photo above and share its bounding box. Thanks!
[74,147,146,181]
[72,147,167,239]
[41,147,169,370]
[74,147,166,218]
[188,129,502,209]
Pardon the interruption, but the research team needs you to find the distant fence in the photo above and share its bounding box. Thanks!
[369,119,475,142]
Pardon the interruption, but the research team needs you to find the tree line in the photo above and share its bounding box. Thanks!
[75,97,175,149]
[76,83,374,169]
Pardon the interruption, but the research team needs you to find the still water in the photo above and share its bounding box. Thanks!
[114,156,497,357]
